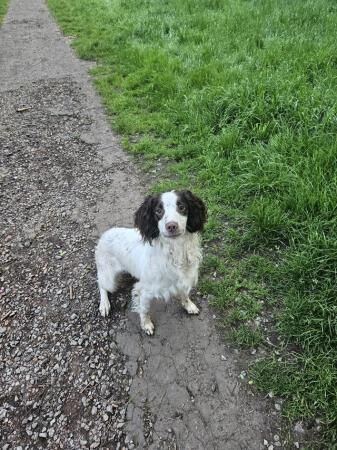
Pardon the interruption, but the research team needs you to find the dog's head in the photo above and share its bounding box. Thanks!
[134,190,207,243]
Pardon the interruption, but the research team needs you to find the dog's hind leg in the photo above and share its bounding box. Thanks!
[132,283,154,335]
[96,249,121,317]
[99,286,111,317]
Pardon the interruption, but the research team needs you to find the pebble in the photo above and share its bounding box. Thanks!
[294,421,305,433]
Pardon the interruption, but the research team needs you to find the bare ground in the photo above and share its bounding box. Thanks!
[0,0,280,448]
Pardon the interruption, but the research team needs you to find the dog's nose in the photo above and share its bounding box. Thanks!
[166,221,178,234]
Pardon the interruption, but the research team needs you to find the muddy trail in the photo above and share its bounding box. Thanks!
[0,1,278,448]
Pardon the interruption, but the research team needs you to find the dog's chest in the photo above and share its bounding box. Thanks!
[151,240,200,283]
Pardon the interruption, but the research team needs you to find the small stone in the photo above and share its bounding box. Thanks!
[90,443,100,449]
[103,414,109,422]
[91,406,97,415]
[263,439,268,446]
[273,434,280,441]
[0,327,6,334]
[39,432,47,438]
[221,355,227,361]
[80,440,87,447]
[268,445,274,450]
[294,443,300,449]
[117,422,124,429]
[48,428,55,437]
[294,421,305,433]
[274,403,281,411]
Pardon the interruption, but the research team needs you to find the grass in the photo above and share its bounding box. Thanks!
[0,0,8,23]
[47,0,337,446]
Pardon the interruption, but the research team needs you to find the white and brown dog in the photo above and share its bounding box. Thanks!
[95,190,207,335]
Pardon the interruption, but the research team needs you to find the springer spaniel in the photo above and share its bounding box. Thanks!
[95,190,207,335]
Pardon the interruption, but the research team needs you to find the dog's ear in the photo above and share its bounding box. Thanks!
[134,195,160,243]
[179,190,207,233]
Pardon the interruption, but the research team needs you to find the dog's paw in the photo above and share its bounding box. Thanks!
[141,317,155,336]
[183,299,200,315]
[99,300,111,317]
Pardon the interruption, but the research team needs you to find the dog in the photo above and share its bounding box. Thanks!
[95,190,207,335]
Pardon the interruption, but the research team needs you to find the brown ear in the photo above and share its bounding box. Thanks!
[178,190,207,232]
[134,195,160,243]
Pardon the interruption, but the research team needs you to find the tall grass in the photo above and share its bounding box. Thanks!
[48,0,337,445]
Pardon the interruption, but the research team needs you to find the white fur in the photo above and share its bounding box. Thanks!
[95,192,202,335]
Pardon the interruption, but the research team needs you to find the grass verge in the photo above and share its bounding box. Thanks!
[48,0,337,446]
[0,0,8,23]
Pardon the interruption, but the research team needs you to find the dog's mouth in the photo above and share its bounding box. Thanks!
[163,232,182,239]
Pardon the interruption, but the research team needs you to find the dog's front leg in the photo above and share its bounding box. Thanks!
[181,294,200,315]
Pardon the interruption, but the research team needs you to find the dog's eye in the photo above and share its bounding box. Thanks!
[178,203,186,213]
[155,206,163,216]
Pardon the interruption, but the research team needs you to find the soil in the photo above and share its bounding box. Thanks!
[0,0,280,448]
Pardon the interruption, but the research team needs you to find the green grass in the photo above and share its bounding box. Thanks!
[0,0,8,23]
[48,0,337,445]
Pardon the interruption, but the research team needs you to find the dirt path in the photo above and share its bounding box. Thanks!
[0,1,277,449]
